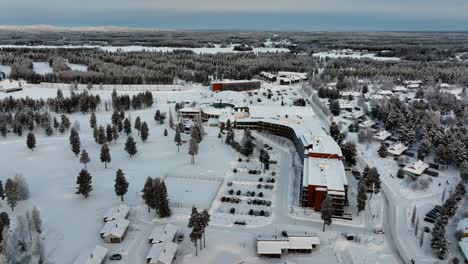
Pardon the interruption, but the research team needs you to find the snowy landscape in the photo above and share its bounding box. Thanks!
[0,27,467,264]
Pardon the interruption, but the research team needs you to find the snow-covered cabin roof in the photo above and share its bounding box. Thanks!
[459,237,468,260]
[358,120,376,128]
[392,85,407,92]
[373,130,392,141]
[146,241,178,264]
[340,91,361,97]
[288,235,320,250]
[378,90,394,96]
[149,224,178,244]
[387,143,408,156]
[100,218,130,238]
[103,204,129,222]
[85,246,108,264]
[257,238,289,255]
[403,160,429,176]
[406,83,420,89]
[277,71,307,80]
[457,218,468,234]
[303,158,347,192]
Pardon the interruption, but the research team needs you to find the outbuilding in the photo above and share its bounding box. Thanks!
[100,218,130,243]
[149,224,178,244]
[146,241,178,264]
[403,160,429,177]
[85,245,108,264]
[103,204,130,222]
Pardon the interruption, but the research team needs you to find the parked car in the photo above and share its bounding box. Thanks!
[109,254,122,261]
[234,220,246,225]
[282,231,288,237]
[177,233,184,242]
[374,228,384,234]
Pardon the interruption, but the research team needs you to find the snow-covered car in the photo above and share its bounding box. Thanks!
[374,228,384,234]
[109,254,122,260]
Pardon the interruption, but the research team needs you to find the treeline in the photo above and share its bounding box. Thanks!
[323,58,468,86]
[0,48,312,85]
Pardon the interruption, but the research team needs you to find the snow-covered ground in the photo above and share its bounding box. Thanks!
[1,82,401,264]
[32,62,53,75]
[313,50,400,61]
[67,62,88,71]
[0,64,11,77]
[0,44,290,54]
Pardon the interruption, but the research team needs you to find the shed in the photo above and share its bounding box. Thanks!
[403,160,429,176]
[257,238,289,258]
[100,218,130,243]
[387,143,408,156]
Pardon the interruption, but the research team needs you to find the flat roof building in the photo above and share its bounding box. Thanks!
[210,80,261,92]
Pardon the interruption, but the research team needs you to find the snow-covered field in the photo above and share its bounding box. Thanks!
[0,44,290,54]
[0,64,11,76]
[313,50,400,61]
[1,82,403,264]
[67,62,88,71]
[32,62,53,74]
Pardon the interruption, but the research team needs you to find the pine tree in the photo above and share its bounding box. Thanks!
[140,121,149,143]
[369,167,381,196]
[80,149,90,169]
[320,195,332,231]
[93,127,98,143]
[189,138,199,164]
[0,180,4,200]
[174,129,182,152]
[225,126,235,144]
[164,129,168,136]
[97,125,106,145]
[53,116,59,130]
[123,118,132,135]
[418,138,431,160]
[157,181,171,218]
[89,112,97,129]
[329,99,341,116]
[153,178,162,213]
[26,132,36,151]
[188,207,203,256]
[200,209,210,248]
[241,129,254,157]
[460,160,468,182]
[112,125,119,144]
[69,128,81,157]
[259,148,270,172]
[397,168,405,179]
[76,169,93,198]
[106,124,113,143]
[124,136,138,157]
[4,179,18,211]
[378,143,388,158]
[357,179,367,215]
[100,143,111,168]
[341,141,357,166]
[329,122,340,141]
[134,116,142,135]
[141,177,155,212]
[111,111,120,126]
[114,169,129,201]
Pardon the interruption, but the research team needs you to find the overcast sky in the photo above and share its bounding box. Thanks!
[2,0,467,30]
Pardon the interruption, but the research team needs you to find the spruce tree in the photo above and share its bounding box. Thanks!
[174,129,182,152]
[134,116,141,135]
[189,138,199,164]
[26,132,36,151]
[5,179,18,211]
[106,124,113,143]
[123,118,132,135]
[357,179,367,215]
[124,136,137,157]
[100,143,111,168]
[378,143,388,158]
[112,125,119,144]
[460,160,468,182]
[80,149,90,169]
[200,209,210,248]
[140,121,149,143]
[114,169,129,201]
[142,177,155,212]
[329,122,340,141]
[164,129,168,136]
[76,169,93,198]
[0,180,4,200]
[111,111,120,126]
[320,195,332,231]
[157,181,171,218]
[153,178,162,213]
[97,125,106,145]
[93,127,98,143]
[188,207,203,256]
[89,112,97,129]
[69,128,81,157]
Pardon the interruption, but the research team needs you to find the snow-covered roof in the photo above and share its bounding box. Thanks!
[387,143,408,156]
[340,91,361,97]
[459,237,468,260]
[406,83,420,89]
[100,218,130,238]
[201,107,223,116]
[277,71,307,80]
[211,79,260,84]
[0,80,22,92]
[378,90,394,96]
[288,235,320,249]
[146,241,178,264]
[103,204,129,222]
[392,85,407,92]
[358,120,376,128]
[303,158,347,192]
[303,134,342,157]
[257,238,289,255]
[85,245,108,264]
[403,160,429,176]
[179,107,201,113]
[457,218,468,233]
[149,224,178,244]
[373,130,392,141]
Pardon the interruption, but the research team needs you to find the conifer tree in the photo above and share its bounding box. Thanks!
[123,118,132,135]
[329,122,340,141]
[140,121,149,143]
[112,125,119,144]
[89,112,97,129]
[320,195,332,231]
[106,124,113,143]
[174,129,182,152]
[378,143,388,158]
[5,179,18,211]
[32,206,42,233]
[157,181,171,218]
[69,128,81,157]
[97,125,106,145]
[200,209,210,248]
[134,116,141,135]
[188,207,203,256]
[357,179,367,215]
[93,127,98,143]
[80,149,90,169]
[189,138,199,164]
[124,136,137,157]
[76,169,93,198]
[53,116,59,130]
[142,177,155,212]
[100,143,111,168]
[164,129,168,136]
[26,132,36,151]
[114,169,129,201]
[0,180,4,200]
[111,111,120,126]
